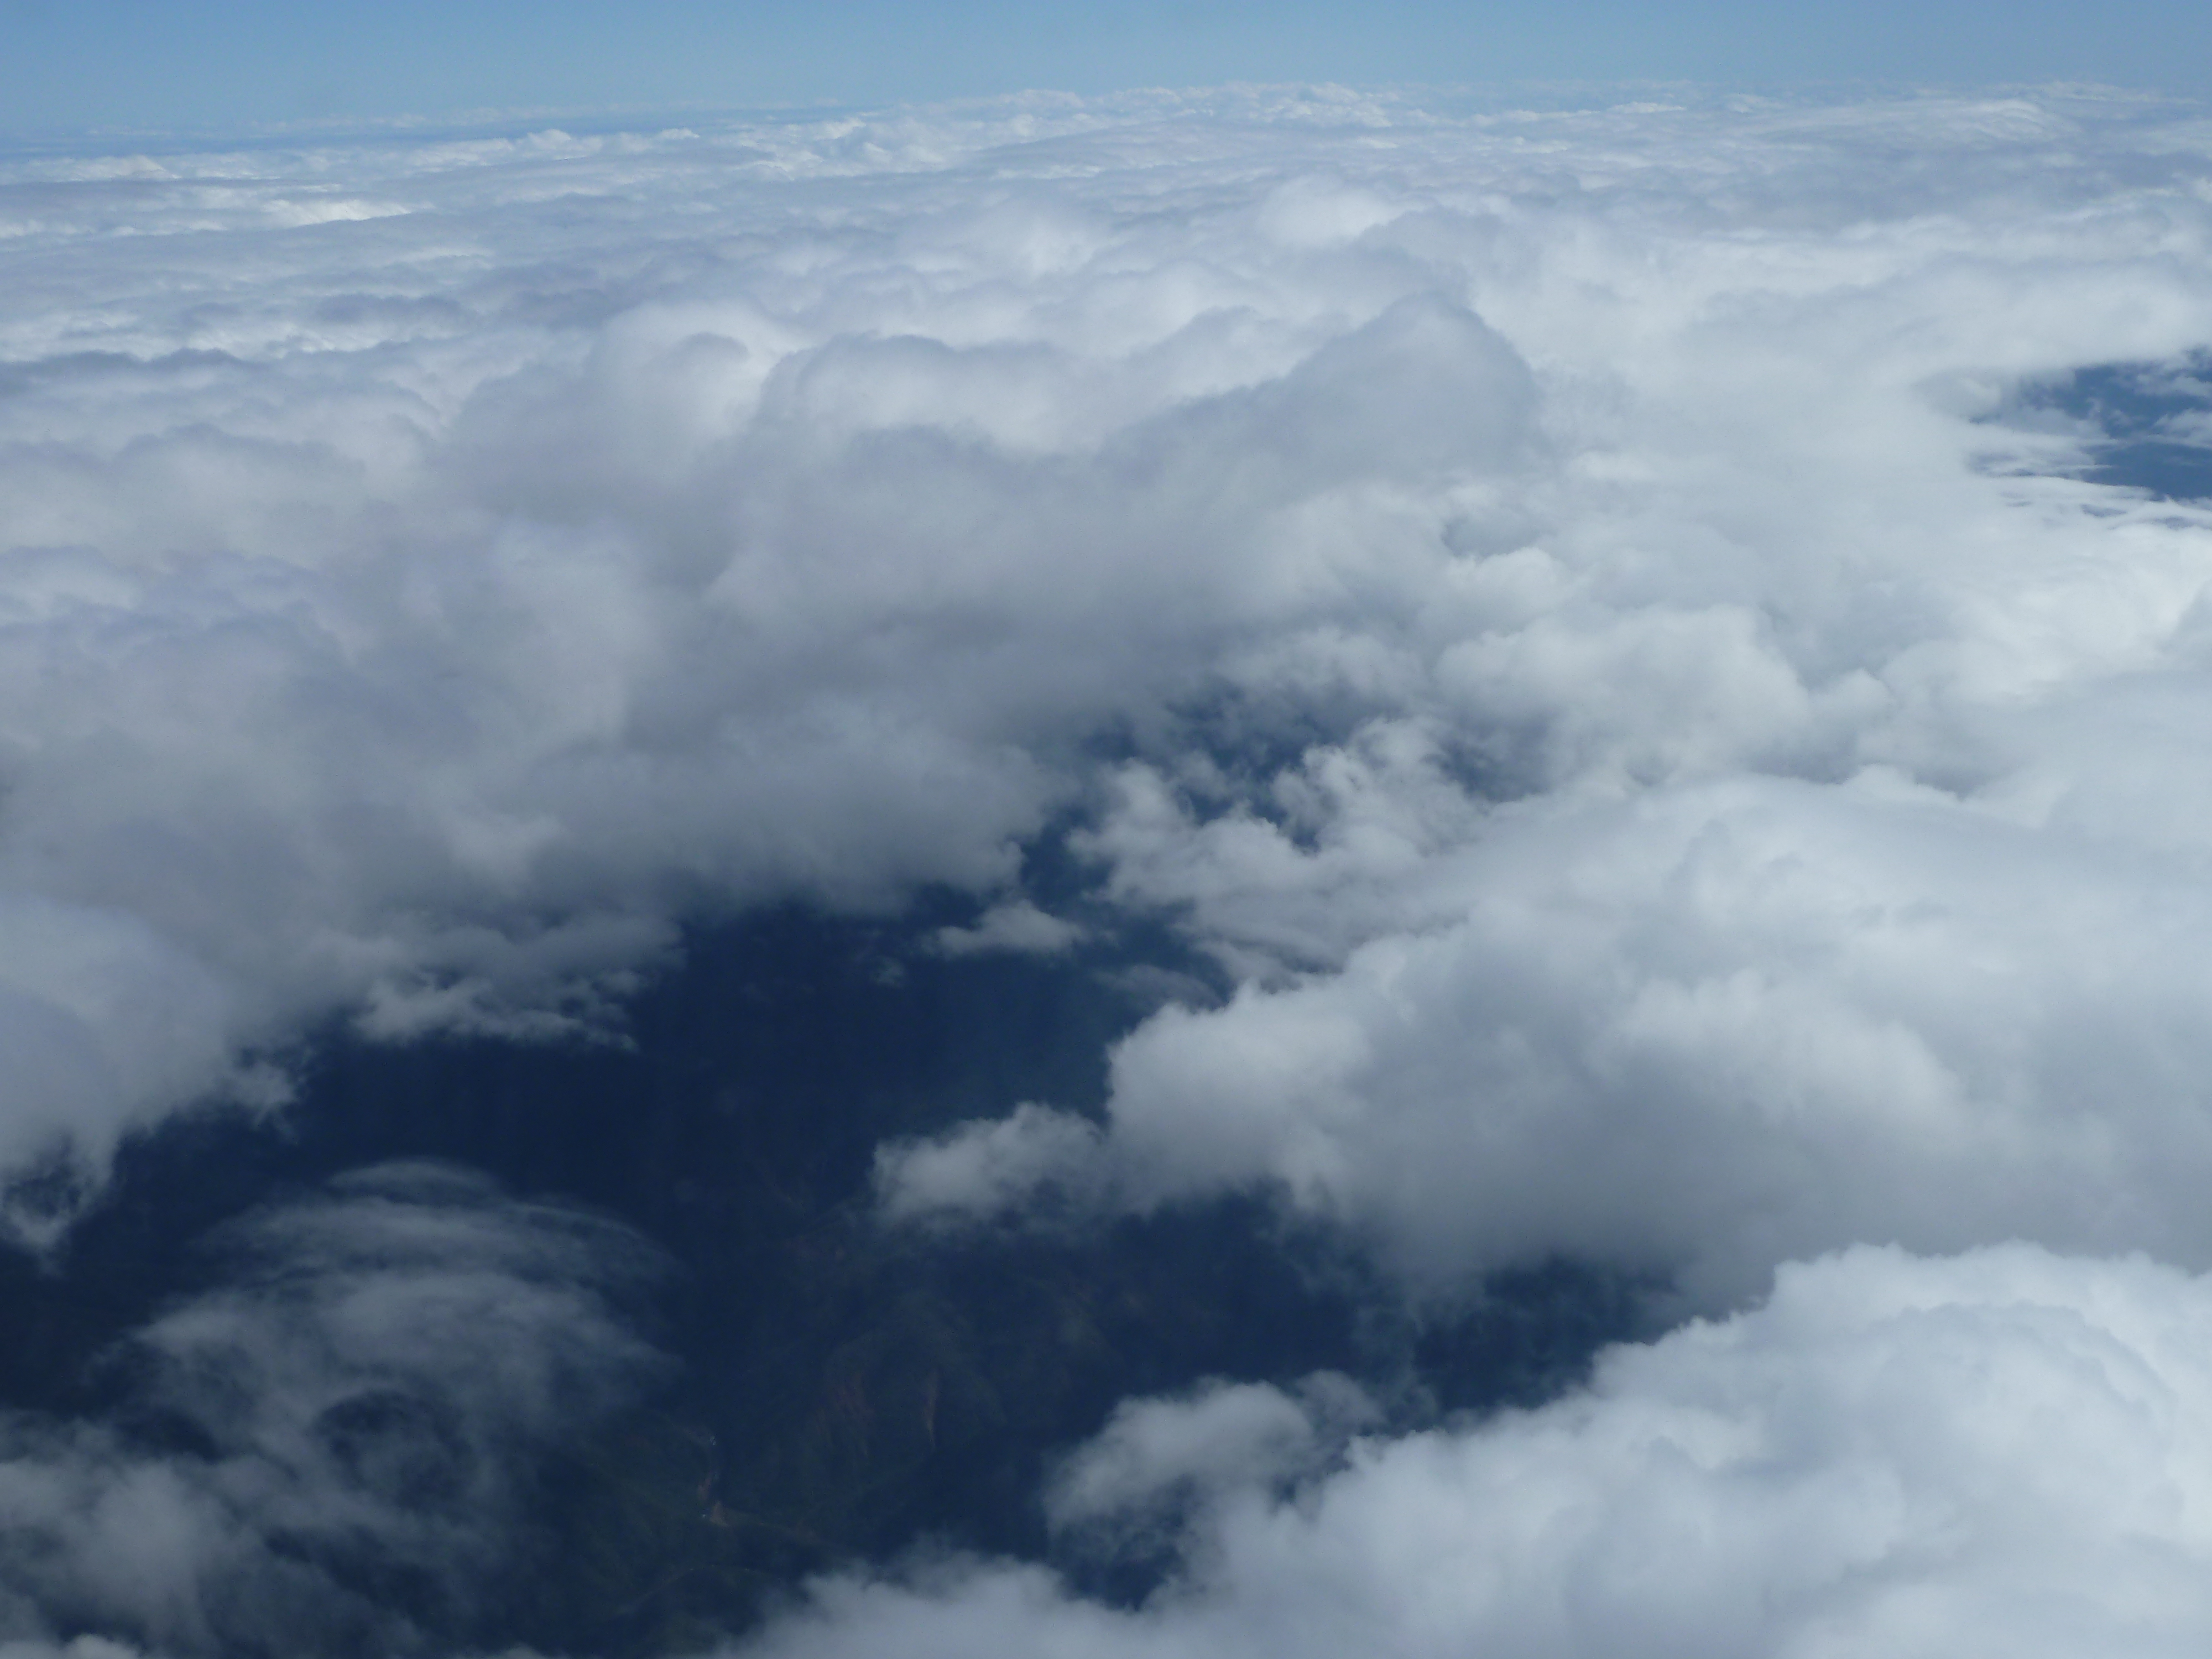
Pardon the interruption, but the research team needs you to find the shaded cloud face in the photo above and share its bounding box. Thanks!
[740,1245,2212,1659]
[0,1164,664,1657]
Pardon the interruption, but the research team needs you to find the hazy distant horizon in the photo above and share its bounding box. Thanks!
[8,0,2212,137]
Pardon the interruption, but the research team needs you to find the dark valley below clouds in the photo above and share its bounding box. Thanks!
[6,82,2212,1658]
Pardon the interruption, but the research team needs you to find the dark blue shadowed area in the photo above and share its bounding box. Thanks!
[2015,353,2212,502]
[0,886,1652,1658]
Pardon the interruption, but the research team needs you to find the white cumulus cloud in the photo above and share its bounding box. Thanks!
[738,1245,2212,1659]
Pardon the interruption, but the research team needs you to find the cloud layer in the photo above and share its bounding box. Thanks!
[1,89,1557,1199]
[13,82,2212,1653]
[742,1244,2212,1659]
[12,90,2212,1269]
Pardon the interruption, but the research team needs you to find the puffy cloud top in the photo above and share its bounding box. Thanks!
[0,90,1561,1207]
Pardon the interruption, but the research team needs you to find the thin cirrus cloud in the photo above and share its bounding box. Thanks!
[8,79,2212,1652]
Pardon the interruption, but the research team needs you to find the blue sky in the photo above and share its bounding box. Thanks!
[4,0,2210,137]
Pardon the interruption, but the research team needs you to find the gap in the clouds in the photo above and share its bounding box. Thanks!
[0,894,1655,1657]
[1997,350,2212,501]
[1091,681,1544,869]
